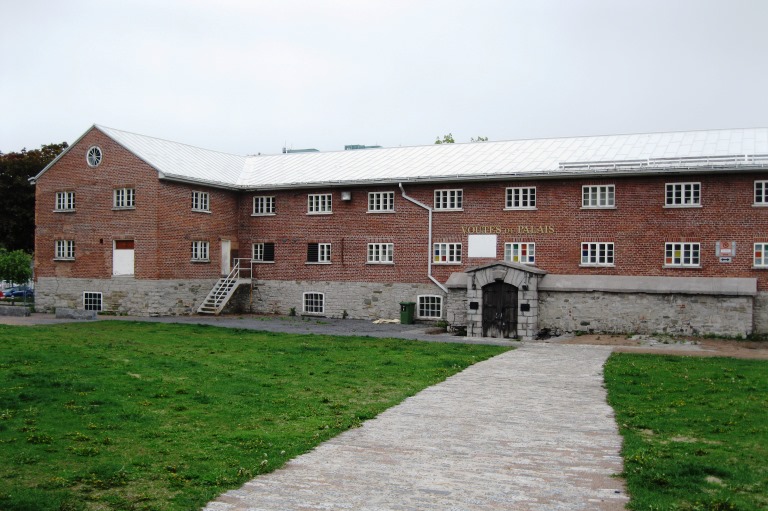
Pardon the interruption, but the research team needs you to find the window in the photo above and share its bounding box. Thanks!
[418,295,443,319]
[665,242,700,267]
[665,183,700,207]
[505,187,536,209]
[307,243,331,263]
[367,243,394,263]
[191,241,210,262]
[754,243,768,267]
[433,243,462,264]
[252,242,275,262]
[191,191,210,212]
[505,242,535,264]
[86,146,102,167]
[55,191,75,211]
[434,189,463,210]
[755,181,768,205]
[581,242,614,266]
[303,292,324,314]
[113,188,135,209]
[55,240,75,260]
[83,292,102,311]
[368,191,395,212]
[308,193,332,214]
[253,196,275,215]
[582,185,615,208]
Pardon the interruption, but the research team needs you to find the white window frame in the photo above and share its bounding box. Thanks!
[113,187,135,209]
[367,243,394,264]
[505,187,536,210]
[754,181,768,206]
[433,242,462,264]
[581,242,614,266]
[664,242,700,268]
[665,182,701,207]
[308,193,332,214]
[86,146,102,168]
[191,191,210,212]
[368,191,395,212]
[417,295,443,319]
[434,189,463,210]
[754,243,768,268]
[252,242,275,263]
[191,241,210,262]
[252,196,275,216]
[504,242,535,264]
[307,242,332,263]
[54,240,75,260]
[55,191,75,212]
[83,292,102,311]
[582,185,615,208]
[303,292,325,315]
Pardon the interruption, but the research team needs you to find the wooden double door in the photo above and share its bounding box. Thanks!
[482,281,518,338]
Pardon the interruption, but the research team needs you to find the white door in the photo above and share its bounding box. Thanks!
[221,240,231,275]
[113,240,135,276]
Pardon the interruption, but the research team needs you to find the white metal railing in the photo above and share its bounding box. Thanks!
[559,153,768,171]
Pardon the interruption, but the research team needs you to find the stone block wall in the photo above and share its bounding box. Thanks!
[538,291,753,337]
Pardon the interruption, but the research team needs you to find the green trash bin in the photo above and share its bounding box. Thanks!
[399,301,416,325]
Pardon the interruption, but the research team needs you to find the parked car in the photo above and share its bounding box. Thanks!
[2,285,34,299]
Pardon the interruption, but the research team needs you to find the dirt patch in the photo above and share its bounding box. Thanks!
[557,334,768,360]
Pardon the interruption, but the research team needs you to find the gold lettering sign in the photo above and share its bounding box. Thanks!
[460,225,555,235]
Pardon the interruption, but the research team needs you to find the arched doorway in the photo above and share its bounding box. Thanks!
[482,281,518,338]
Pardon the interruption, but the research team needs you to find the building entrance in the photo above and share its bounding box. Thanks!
[482,281,517,338]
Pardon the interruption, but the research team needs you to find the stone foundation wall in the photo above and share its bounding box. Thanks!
[539,291,753,337]
[35,277,219,316]
[753,291,768,335]
[250,280,443,320]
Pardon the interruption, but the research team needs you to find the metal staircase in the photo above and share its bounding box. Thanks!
[197,259,252,315]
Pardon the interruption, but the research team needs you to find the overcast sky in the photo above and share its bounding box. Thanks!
[2,0,767,155]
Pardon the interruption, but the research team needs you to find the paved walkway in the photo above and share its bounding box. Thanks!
[205,343,628,511]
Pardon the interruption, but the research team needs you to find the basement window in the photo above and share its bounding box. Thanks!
[303,292,325,314]
[417,295,443,319]
[83,292,102,311]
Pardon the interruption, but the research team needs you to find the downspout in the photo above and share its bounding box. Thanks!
[399,183,449,293]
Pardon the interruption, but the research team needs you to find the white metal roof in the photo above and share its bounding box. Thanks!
[32,126,768,189]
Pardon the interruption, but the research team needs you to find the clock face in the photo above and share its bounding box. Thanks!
[86,146,103,167]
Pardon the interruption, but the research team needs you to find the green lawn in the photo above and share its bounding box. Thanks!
[0,321,509,511]
[605,353,768,511]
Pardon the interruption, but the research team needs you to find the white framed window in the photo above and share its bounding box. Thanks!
[504,242,535,264]
[665,242,700,267]
[434,189,463,210]
[582,185,615,208]
[191,241,210,262]
[252,242,275,262]
[417,295,443,319]
[433,243,462,264]
[367,243,394,263]
[303,292,325,314]
[191,191,210,212]
[754,181,768,206]
[113,188,135,209]
[368,191,395,212]
[308,193,332,214]
[253,196,275,215]
[581,242,614,266]
[83,292,102,311]
[505,187,536,209]
[55,240,75,260]
[86,146,102,167]
[665,182,700,207]
[754,243,768,268]
[307,243,331,263]
[55,191,75,211]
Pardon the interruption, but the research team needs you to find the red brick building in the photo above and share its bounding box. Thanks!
[32,125,768,338]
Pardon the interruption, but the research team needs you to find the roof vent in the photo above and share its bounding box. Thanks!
[344,144,382,151]
[283,147,319,154]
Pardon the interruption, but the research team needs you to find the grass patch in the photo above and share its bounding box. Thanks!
[0,321,508,510]
[605,353,768,510]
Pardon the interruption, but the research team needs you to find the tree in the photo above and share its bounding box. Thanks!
[0,142,67,252]
[0,249,33,286]
[470,136,488,142]
[434,133,455,144]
